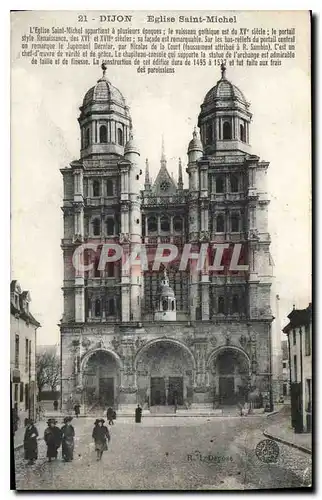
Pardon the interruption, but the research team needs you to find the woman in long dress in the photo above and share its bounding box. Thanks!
[23,419,38,465]
[44,419,62,462]
[92,419,110,461]
[61,416,75,462]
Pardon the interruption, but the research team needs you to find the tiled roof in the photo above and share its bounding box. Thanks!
[203,78,248,106]
[83,77,126,107]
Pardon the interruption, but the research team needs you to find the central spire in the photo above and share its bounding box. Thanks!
[161,135,167,167]
[220,60,227,80]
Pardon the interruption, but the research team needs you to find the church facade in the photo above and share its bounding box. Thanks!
[60,64,274,411]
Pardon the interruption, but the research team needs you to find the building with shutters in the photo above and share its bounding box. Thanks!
[10,280,40,422]
[60,63,274,412]
[283,303,312,432]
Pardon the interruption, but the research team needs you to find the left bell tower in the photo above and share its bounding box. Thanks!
[60,64,139,408]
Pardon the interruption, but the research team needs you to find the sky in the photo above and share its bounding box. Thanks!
[11,10,311,345]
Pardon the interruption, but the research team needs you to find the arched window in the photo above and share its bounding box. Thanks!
[171,300,175,311]
[148,216,157,232]
[93,180,100,197]
[94,260,100,277]
[231,213,240,233]
[218,296,225,314]
[99,125,107,143]
[106,180,113,196]
[85,128,90,148]
[107,298,115,316]
[92,218,100,236]
[216,214,225,233]
[206,122,213,144]
[95,299,101,317]
[240,123,245,142]
[162,299,168,311]
[173,216,183,232]
[230,175,239,193]
[232,295,239,313]
[160,216,170,232]
[106,218,114,236]
[107,262,114,278]
[216,176,224,193]
[223,121,232,140]
[117,128,123,146]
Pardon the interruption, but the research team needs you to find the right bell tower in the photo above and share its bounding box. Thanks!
[187,63,274,401]
[198,62,252,156]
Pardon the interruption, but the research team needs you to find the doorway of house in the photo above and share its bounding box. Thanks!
[168,377,184,405]
[219,376,235,404]
[150,377,166,405]
[99,377,114,407]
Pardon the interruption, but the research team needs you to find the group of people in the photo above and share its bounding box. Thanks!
[23,416,75,465]
[23,415,113,465]
[22,403,143,466]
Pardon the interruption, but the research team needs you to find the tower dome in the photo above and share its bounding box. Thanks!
[78,63,132,159]
[83,76,126,108]
[198,62,252,156]
[188,127,203,153]
[124,133,140,155]
[154,270,176,321]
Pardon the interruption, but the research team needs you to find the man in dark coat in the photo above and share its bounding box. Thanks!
[135,404,142,423]
[61,416,75,462]
[23,419,38,465]
[44,419,62,462]
[92,419,110,461]
[106,407,114,426]
[74,403,80,418]
[53,400,58,411]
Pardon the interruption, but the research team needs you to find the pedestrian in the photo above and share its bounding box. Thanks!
[12,403,19,435]
[53,400,58,411]
[23,418,38,465]
[61,416,75,462]
[92,419,110,461]
[135,404,142,423]
[44,419,62,462]
[74,402,80,418]
[106,407,114,425]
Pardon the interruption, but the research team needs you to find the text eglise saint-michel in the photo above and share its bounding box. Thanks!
[77,14,237,24]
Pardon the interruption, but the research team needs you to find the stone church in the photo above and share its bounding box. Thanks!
[60,63,273,412]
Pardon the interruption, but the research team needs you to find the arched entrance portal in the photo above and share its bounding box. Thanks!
[135,340,195,407]
[82,350,121,409]
[209,348,250,405]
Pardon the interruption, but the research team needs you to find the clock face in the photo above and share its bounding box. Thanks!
[160,180,170,192]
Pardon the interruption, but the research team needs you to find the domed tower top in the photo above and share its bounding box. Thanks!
[78,63,132,159]
[154,269,176,322]
[198,62,252,156]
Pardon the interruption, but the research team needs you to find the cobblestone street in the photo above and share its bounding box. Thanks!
[13,414,312,490]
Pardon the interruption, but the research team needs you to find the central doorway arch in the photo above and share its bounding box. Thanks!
[82,349,121,409]
[135,339,195,407]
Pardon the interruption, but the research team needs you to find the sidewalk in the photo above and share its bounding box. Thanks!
[264,420,312,454]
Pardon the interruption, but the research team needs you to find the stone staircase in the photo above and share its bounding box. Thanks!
[149,405,176,414]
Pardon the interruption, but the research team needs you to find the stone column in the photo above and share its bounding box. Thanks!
[111,121,116,143]
[201,275,210,320]
[91,121,96,144]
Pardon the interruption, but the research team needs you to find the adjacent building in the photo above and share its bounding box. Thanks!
[60,64,274,412]
[281,340,290,398]
[10,280,41,422]
[283,303,312,432]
